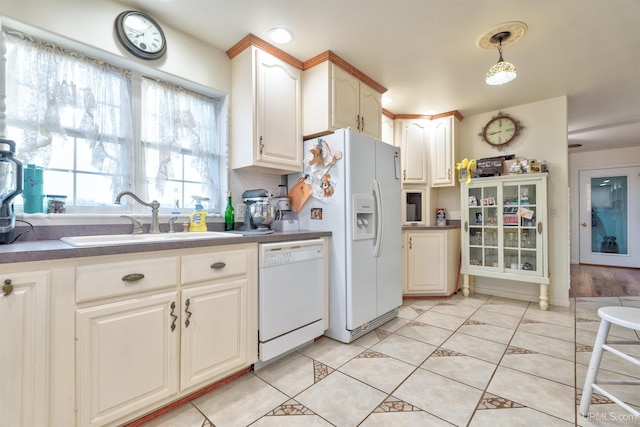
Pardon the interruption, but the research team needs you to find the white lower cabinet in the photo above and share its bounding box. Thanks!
[74,243,257,426]
[0,270,50,427]
[76,292,180,427]
[403,229,460,296]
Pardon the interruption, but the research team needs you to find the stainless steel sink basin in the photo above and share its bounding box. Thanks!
[61,231,241,247]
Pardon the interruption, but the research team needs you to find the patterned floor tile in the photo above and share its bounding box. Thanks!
[138,294,640,427]
[394,321,454,347]
[440,332,508,364]
[421,354,497,389]
[394,368,484,426]
[370,333,437,366]
[339,354,416,393]
[253,352,316,397]
[192,374,289,427]
[487,366,575,422]
[295,371,387,427]
[297,336,365,369]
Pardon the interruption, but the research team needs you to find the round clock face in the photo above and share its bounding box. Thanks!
[482,115,518,147]
[115,11,166,60]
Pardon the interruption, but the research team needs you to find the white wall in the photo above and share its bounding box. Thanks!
[568,146,640,263]
[439,96,570,307]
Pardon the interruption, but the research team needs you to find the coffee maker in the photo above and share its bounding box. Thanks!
[0,139,23,244]
[239,188,275,233]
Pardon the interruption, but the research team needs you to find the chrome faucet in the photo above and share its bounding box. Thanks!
[114,191,161,234]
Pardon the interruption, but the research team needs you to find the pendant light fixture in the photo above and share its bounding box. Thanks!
[477,22,527,86]
[486,32,517,85]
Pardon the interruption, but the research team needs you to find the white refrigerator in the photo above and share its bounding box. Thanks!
[291,128,402,343]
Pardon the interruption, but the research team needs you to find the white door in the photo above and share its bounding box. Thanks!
[579,166,640,267]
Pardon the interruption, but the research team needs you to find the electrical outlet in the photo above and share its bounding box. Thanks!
[236,203,246,219]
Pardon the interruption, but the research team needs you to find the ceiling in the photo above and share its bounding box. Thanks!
[119,0,640,153]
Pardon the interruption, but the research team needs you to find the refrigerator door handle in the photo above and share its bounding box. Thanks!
[373,179,383,257]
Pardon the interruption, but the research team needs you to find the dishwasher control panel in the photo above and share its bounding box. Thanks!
[259,239,324,267]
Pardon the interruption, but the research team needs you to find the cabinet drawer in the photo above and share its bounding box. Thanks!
[181,248,248,285]
[76,257,179,303]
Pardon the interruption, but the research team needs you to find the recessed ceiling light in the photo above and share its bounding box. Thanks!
[268,27,294,44]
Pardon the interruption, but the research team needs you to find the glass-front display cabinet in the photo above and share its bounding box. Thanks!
[460,173,549,310]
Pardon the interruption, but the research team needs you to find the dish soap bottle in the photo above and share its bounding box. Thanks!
[189,196,208,232]
[224,192,234,231]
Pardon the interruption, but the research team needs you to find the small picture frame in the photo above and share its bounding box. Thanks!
[475,212,483,224]
[469,196,478,206]
[483,197,496,206]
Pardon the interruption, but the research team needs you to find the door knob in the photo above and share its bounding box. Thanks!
[581,222,587,227]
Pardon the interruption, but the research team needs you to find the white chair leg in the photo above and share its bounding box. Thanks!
[579,319,612,416]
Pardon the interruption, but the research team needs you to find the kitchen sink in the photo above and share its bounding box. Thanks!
[61,231,241,247]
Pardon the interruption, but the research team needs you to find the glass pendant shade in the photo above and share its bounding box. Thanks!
[486,60,517,85]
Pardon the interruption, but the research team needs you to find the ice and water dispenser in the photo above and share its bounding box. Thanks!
[352,194,375,240]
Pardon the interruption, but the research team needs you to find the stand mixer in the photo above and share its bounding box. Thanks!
[238,189,276,233]
[0,139,23,244]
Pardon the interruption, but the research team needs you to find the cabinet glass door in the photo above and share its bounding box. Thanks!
[468,185,499,269]
[502,183,539,273]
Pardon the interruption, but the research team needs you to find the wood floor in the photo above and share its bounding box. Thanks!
[570,264,640,298]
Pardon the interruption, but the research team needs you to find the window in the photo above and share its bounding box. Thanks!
[4,30,224,215]
[141,78,223,213]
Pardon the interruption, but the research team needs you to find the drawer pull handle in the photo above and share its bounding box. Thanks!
[170,302,177,332]
[122,273,145,282]
[184,299,192,328]
[210,262,226,270]
[3,279,13,296]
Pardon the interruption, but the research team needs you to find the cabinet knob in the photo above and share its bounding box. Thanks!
[210,262,226,269]
[448,168,451,180]
[581,222,587,227]
[537,222,543,234]
[3,279,13,296]
[409,237,412,249]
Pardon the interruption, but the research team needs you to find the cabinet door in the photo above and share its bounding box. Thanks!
[406,231,446,293]
[180,278,249,391]
[332,65,360,130]
[400,119,429,184]
[256,49,302,169]
[430,116,456,187]
[0,271,49,427]
[359,81,382,138]
[76,292,179,427]
[502,181,544,277]
[381,114,395,145]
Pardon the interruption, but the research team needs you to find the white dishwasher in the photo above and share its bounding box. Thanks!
[257,239,325,366]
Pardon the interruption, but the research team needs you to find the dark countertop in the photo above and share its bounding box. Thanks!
[0,230,331,264]
[402,219,461,231]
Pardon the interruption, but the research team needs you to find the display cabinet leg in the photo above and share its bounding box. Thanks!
[539,284,549,310]
[469,275,475,294]
[462,274,474,297]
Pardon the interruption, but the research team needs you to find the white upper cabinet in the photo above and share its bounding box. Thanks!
[381,113,395,145]
[397,118,429,185]
[303,53,384,139]
[229,41,303,174]
[430,115,459,187]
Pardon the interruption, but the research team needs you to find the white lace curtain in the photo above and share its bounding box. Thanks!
[4,30,133,196]
[141,78,221,211]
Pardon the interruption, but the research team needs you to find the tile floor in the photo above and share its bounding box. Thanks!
[143,293,640,427]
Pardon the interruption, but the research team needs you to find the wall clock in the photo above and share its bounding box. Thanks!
[480,111,523,147]
[115,11,167,60]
